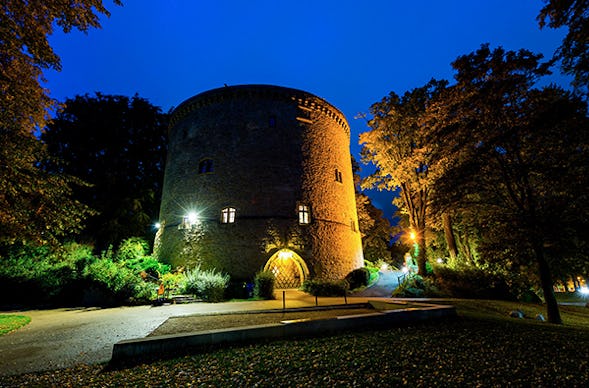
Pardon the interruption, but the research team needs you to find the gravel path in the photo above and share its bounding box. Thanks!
[149,308,377,336]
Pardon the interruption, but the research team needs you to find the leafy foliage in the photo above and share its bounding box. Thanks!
[360,80,447,275]
[42,94,169,250]
[253,271,275,300]
[425,44,589,323]
[301,279,349,297]
[538,0,589,93]
[0,239,167,307]
[432,265,529,300]
[179,267,230,303]
[0,0,120,246]
[392,274,440,298]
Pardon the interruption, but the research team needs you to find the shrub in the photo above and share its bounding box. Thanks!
[301,279,349,297]
[392,274,440,298]
[83,259,153,306]
[180,266,229,302]
[0,243,96,306]
[116,237,150,262]
[254,271,275,299]
[345,268,370,290]
[433,265,515,300]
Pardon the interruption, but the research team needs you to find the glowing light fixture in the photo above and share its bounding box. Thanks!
[436,258,444,264]
[154,222,161,230]
[580,286,589,295]
[401,265,409,274]
[380,263,389,271]
[409,231,416,241]
[187,211,198,225]
[278,250,293,260]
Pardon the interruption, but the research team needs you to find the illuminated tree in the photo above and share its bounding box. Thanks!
[426,45,589,324]
[538,0,589,93]
[360,80,447,275]
[0,1,120,246]
[43,94,168,250]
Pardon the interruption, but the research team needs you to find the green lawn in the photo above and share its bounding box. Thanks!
[1,300,588,386]
[0,314,31,336]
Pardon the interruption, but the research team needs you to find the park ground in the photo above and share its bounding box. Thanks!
[0,294,588,386]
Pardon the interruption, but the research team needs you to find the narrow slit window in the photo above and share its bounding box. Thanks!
[269,116,276,128]
[221,207,236,223]
[298,204,310,225]
[335,168,343,183]
[198,159,214,174]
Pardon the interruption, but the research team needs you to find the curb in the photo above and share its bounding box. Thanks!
[110,302,456,364]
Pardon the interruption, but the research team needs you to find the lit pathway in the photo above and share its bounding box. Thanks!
[353,270,404,297]
[0,291,380,376]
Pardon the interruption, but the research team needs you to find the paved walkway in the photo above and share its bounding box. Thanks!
[0,291,385,376]
[354,270,404,297]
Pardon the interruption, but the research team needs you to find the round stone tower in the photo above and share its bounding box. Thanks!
[155,84,363,287]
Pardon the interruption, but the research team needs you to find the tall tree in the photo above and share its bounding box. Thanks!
[0,1,120,246]
[43,93,168,251]
[360,80,447,275]
[538,0,589,93]
[426,45,589,324]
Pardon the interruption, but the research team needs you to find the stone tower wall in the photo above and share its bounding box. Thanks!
[155,85,363,281]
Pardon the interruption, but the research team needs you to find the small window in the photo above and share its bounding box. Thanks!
[298,204,311,225]
[269,116,276,128]
[221,207,236,223]
[198,159,214,174]
[351,219,357,232]
[335,168,343,183]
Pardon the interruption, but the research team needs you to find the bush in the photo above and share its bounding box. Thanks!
[345,268,370,290]
[180,266,229,303]
[301,279,349,297]
[254,271,275,299]
[0,240,164,307]
[433,265,516,300]
[83,259,154,306]
[392,274,440,298]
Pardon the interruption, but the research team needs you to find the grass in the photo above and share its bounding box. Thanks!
[1,299,588,386]
[0,314,31,336]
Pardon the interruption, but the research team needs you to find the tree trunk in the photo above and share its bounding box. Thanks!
[442,212,458,261]
[534,243,562,324]
[415,221,427,276]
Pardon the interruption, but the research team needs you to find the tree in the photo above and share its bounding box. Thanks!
[0,1,119,246]
[360,80,447,275]
[538,0,589,93]
[43,93,169,251]
[426,45,589,324]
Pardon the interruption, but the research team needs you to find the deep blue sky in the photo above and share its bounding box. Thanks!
[45,0,569,216]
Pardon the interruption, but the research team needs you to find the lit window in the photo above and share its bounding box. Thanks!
[198,159,214,174]
[221,207,236,223]
[335,168,343,183]
[298,204,310,224]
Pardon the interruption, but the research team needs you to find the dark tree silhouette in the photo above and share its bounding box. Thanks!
[43,94,169,251]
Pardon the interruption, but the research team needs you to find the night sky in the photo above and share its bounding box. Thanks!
[45,0,571,216]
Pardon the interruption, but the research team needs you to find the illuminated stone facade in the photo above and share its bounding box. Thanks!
[155,85,363,287]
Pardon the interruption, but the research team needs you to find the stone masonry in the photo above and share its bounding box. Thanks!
[155,84,363,286]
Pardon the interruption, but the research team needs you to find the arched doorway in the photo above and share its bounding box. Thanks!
[264,249,309,289]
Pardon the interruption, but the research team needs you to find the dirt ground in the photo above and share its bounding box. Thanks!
[149,308,378,336]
